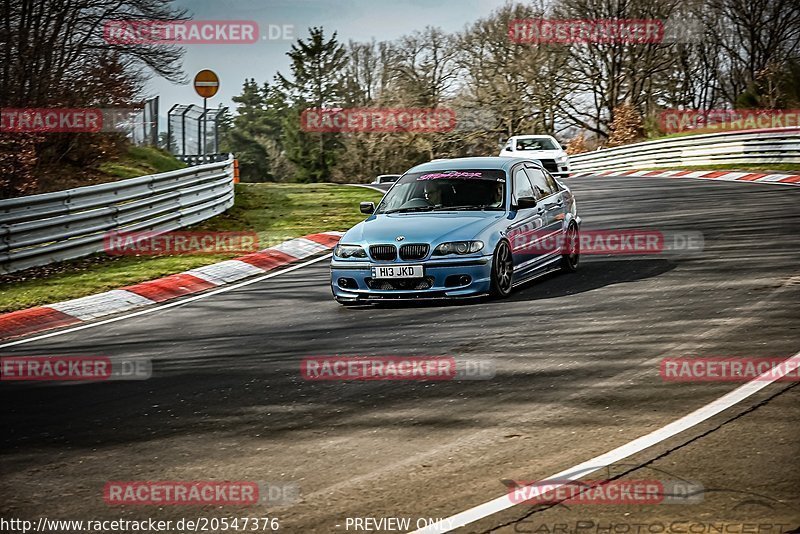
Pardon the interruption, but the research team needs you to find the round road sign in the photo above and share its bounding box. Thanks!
[194,70,220,99]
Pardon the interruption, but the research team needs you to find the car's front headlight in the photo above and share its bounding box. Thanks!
[556,156,569,164]
[432,241,484,256]
[334,244,367,258]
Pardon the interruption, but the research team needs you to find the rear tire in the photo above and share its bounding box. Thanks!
[559,224,579,273]
[490,240,514,297]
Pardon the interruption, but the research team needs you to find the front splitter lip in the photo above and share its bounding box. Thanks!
[333,282,490,300]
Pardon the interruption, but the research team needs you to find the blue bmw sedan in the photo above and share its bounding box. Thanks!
[331,157,581,304]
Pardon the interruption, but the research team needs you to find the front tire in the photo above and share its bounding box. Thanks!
[490,240,514,297]
[559,224,579,273]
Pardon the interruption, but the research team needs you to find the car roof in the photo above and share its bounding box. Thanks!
[508,135,556,140]
[406,156,540,174]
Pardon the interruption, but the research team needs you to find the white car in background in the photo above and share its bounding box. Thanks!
[371,174,402,185]
[499,135,570,177]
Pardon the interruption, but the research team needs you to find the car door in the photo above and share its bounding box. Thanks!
[543,169,569,224]
[507,164,546,273]
[524,164,563,259]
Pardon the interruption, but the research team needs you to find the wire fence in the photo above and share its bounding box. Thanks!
[167,104,226,156]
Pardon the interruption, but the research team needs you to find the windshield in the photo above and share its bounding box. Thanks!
[376,170,506,214]
[514,137,558,150]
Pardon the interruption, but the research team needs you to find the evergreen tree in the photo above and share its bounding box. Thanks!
[224,79,271,181]
[277,27,348,182]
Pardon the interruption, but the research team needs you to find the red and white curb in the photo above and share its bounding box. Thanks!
[571,169,800,186]
[0,232,343,341]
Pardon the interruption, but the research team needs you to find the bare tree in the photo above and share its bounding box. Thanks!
[709,0,800,106]
[385,26,461,107]
[554,0,682,139]
[0,0,188,197]
[1,0,188,107]
[341,39,388,106]
[459,2,552,138]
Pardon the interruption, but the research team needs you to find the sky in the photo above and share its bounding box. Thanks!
[145,0,511,127]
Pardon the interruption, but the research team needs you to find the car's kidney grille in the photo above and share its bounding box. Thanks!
[399,244,429,260]
[369,244,397,261]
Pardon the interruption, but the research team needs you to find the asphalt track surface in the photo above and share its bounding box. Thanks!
[1,175,798,533]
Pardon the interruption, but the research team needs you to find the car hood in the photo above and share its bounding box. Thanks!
[343,211,503,245]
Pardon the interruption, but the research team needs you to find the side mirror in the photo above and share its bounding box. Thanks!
[360,201,375,214]
[515,197,537,210]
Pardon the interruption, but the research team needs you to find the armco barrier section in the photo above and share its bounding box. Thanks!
[569,128,800,172]
[0,156,236,274]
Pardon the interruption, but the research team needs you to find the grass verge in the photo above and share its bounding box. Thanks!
[35,146,187,194]
[0,183,382,313]
[98,145,187,179]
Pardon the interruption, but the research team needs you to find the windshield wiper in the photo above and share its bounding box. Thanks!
[432,205,497,211]
[384,206,436,214]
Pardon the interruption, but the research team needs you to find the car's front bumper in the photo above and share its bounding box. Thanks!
[330,255,493,301]
[553,163,571,177]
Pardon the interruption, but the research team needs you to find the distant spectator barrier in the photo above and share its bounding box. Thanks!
[569,128,800,173]
[0,155,236,274]
[176,153,230,166]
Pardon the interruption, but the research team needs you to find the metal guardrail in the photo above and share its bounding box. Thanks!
[569,128,800,172]
[0,155,236,274]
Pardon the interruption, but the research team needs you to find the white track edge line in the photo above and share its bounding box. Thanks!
[0,253,333,349]
[410,351,800,533]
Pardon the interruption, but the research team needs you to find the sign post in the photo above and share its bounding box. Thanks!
[193,70,220,156]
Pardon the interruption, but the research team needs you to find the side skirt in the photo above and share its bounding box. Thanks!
[511,257,562,288]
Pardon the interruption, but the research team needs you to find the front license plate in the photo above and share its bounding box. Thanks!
[371,265,423,279]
